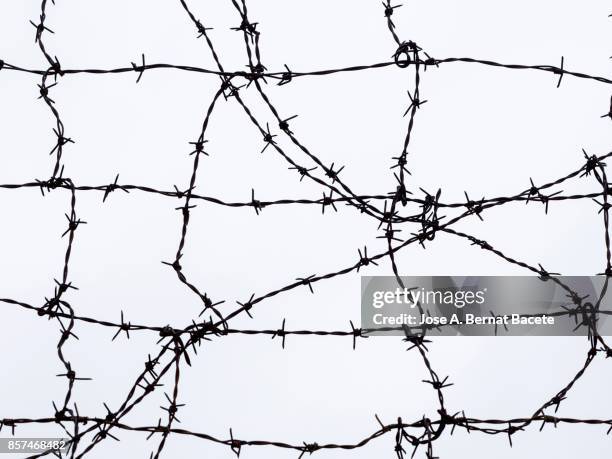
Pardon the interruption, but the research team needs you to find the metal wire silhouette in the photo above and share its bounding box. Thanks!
[1,1,612,458]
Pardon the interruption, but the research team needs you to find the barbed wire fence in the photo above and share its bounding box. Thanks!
[1,1,612,458]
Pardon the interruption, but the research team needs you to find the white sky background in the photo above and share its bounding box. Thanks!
[1,0,612,457]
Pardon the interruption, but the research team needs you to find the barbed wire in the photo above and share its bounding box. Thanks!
[1,1,612,458]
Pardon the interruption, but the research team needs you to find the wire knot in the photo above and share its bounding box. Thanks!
[159,325,178,338]
[581,149,604,177]
[393,41,420,68]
